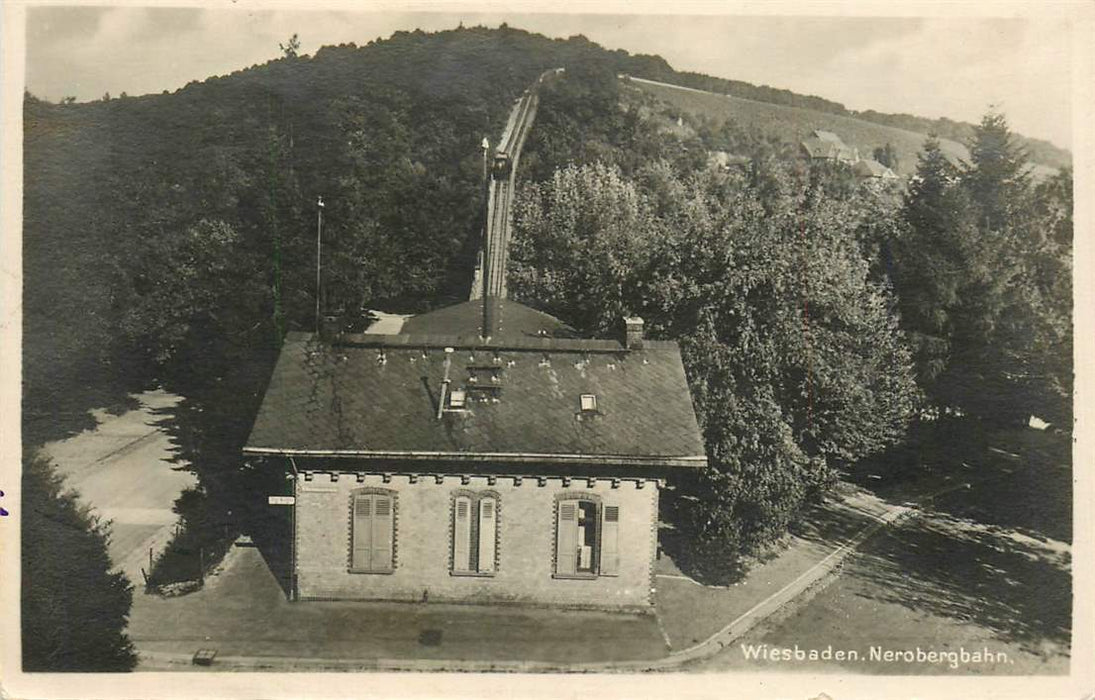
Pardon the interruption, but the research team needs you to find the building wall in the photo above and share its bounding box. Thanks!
[293,471,659,612]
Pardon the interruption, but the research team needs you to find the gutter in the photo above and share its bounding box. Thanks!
[242,446,707,469]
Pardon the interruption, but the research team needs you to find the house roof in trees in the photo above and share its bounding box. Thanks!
[244,301,707,470]
[800,134,858,163]
[853,158,898,179]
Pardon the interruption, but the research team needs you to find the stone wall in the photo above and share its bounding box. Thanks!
[293,471,659,612]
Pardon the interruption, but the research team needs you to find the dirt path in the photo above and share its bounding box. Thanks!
[41,389,197,584]
[690,464,1072,675]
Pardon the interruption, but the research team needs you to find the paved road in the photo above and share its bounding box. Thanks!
[131,544,667,669]
[41,389,197,584]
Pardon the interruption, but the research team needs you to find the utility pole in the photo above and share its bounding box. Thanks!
[481,137,490,184]
[315,195,324,335]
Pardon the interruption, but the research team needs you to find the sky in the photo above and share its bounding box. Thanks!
[23,5,1076,149]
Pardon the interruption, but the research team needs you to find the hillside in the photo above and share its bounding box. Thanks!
[624,77,1060,180]
[23,23,1066,445]
[22,25,751,443]
[630,63,1071,171]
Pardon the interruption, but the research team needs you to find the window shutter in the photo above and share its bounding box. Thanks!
[555,499,579,575]
[477,496,497,573]
[371,495,394,570]
[352,495,372,570]
[453,496,472,571]
[599,504,620,576]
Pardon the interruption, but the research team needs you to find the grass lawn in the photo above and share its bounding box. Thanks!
[624,78,967,177]
[654,489,886,650]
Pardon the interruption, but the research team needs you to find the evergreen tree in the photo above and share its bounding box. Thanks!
[895,113,1072,428]
[22,453,137,671]
[963,110,1030,233]
[891,136,979,396]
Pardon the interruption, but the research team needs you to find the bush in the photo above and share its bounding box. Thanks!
[21,453,137,671]
[145,487,236,592]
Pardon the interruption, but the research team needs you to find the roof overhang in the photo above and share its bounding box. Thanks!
[241,446,708,469]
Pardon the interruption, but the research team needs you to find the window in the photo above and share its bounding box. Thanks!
[555,497,619,578]
[448,388,467,409]
[580,394,597,412]
[350,491,395,573]
[452,493,498,575]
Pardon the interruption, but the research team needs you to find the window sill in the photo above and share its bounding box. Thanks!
[449,571,496,578]
[552,573,599,580]
[348,568,394,575]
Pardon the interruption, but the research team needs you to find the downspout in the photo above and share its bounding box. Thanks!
[288,455,299,602]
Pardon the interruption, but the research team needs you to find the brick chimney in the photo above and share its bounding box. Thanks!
[624,316,644,350]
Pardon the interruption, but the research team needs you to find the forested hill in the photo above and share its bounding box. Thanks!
[21,25,732,443]
[23,24,1068,445]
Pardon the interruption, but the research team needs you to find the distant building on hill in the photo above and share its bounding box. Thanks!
[707,150,751,172]
[852,158,898,180]
[800,129,859,165]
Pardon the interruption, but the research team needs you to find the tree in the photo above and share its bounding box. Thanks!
[893,114,1072,429]
[22,453,137,671]
[890,135,979,395]
[963,110,1030,234]
[510,162,918,578]
[279,33,301,59]
[873,142,899,171]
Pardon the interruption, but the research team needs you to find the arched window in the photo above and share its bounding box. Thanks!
[452,491,499,575]
[349,489,396,573]
[554,494,619,578]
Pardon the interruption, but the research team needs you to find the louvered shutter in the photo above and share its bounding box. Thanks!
[477,496,497,573]
[453,496,472,571]
[352,495,372,570]
[555,499,579,575]
[371,495,394,570]
[599,504,620,576]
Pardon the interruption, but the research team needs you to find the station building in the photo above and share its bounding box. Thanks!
[243,300,707,612]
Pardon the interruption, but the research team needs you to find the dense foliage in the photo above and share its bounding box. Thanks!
[511,121,920,576]
[22,454,137,671]
[23,25,1071,589]
[511,68,1071,576]
[892,114,1073,427]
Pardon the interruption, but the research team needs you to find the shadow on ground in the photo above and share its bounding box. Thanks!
[851,505,1071,654]
[23,355,146,448]
[927,435,1071,545]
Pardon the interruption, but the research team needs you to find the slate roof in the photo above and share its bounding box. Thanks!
[245,302,708,470]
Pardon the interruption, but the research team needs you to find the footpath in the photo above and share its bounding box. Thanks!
[134,482,919,672]
[41,389,196,587]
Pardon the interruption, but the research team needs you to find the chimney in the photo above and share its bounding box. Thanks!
[624,316,644,350]
[319,312,343,343]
